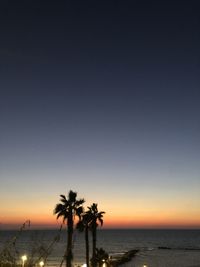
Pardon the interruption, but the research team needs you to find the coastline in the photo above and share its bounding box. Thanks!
[1,229,200,267]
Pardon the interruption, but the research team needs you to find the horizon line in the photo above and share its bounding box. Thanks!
[1,226,200,231]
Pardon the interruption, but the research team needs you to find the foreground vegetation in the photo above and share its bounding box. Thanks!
[0,190,138,267]
[0,190,106,267]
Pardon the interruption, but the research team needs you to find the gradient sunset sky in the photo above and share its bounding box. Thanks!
[0,1,200,229]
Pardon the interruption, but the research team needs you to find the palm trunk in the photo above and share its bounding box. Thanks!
[67,210,73,267]
[92,225,97,267]
[85,225,89,267]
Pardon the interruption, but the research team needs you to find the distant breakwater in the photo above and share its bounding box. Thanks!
[110,249,139,266]
[158,246,200,251]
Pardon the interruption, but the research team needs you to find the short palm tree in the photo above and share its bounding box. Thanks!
[76,212,92,267]
[88,203,105,267]
[54,190,85,267]
[95,248,109,267]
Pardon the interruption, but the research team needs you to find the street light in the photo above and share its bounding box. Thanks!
[21,255,27,267]
[39,261,44,267]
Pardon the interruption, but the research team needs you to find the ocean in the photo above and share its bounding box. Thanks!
[0,229,200,267]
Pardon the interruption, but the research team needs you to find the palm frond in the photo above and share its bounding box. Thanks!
[54,203,64,214]
[60,194,66,200]
[56,211,66,220]
[76,198,85,206]
[99,218,103,226]
[68,190,77,202]
[76,206,84,217]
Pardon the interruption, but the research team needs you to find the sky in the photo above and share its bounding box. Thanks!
[0,0,200,229]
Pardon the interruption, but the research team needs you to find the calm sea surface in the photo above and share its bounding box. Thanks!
[1,229,200,267]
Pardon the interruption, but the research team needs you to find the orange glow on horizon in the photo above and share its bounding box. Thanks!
[1,194,200,229]
[104,212,200,228]
[2,213,200,229]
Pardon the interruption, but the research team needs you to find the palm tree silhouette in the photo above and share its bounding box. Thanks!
[95,248,109,267]
[54,190,85,267]
[88,203,105,267]
[76,212,92,267]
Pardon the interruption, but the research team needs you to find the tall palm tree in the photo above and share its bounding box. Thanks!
[54,190,85,267]
[88,203,105,267]
[76,212,92,267]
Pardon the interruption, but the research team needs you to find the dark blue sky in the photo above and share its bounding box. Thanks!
[0,0,200,227]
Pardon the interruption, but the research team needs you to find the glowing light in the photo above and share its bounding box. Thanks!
[82,264,87,267]
[21,255,27,267]
[39,261,44,267]
[143,265,148,267]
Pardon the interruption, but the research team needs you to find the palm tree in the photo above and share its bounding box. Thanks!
[95,248,109,267]
[76,212,92,267]
[54,190,85,267]
[88,203,105,267]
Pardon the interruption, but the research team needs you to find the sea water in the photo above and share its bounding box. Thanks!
[0,229,200,267]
